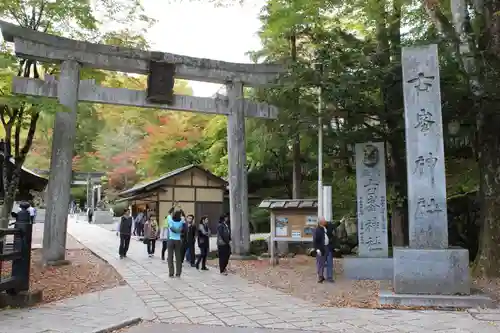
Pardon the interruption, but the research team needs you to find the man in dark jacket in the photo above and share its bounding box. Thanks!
[116,208,133,259]
[196,215,210,270]
[313,217,329,283]
[325,221,338,282]
[183,214,196,267]
[217,214,231,275]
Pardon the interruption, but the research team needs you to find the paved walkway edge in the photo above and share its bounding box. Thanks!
[93,318,142,333]
[0,284,154,333]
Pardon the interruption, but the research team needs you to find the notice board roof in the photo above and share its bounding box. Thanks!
[258,199,318,210]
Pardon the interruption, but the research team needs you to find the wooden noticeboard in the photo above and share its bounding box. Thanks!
[258,198,318,266]
[271,210,318,242]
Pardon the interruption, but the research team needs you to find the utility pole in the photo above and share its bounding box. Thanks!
[313,63,324,217]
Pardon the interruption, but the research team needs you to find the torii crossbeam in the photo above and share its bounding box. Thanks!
[0,20,284,264]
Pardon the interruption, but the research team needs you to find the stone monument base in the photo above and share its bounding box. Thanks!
[93,210,114,224]
[0,289,43,308]
[343,257,393,280]
[379,284,493,308]
[393,247,470,295]
[45,259,71,267]
[230,254,258,260]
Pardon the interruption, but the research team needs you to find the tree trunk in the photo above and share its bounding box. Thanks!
[391,206,405,247]
[0,167,21,229]
[291,139,301,199]
[0,57,40,228]
[387,132,407,247]
[0,196,14,229]
[472,112,500,277]
[384,0,405,247]
[278,29,302,256]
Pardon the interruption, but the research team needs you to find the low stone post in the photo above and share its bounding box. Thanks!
[12,202,32,293]
[96,185,101,206]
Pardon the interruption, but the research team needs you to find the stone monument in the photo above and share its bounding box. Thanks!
[379,44,492,308]
[354,142,389,257]
[343,141,392,280]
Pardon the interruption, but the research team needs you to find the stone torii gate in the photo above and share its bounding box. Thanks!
[0,20,283,264]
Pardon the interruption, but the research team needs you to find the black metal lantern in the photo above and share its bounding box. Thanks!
[146,61,175,105]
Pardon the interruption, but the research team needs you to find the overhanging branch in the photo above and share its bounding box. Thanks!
[19,110,40,161]
[423,0,458,42]
[14,106,23,158]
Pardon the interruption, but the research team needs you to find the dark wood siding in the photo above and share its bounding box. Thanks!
[195,202,223,235]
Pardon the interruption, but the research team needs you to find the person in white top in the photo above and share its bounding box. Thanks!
[28,203,36,223]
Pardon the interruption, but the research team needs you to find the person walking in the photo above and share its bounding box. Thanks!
[183,214,196,267]
[179,211,188,263]
[144,215,159,257]
[325,219,337,282]
[116,208,133,259]
[196,215,210,270]
[87,206,93,223]
[134,209,144,236]
[217,215,231,275]
[161,207,175,261]
[313,217,329,283]
[28,202,36,223]
[167,209,185,277]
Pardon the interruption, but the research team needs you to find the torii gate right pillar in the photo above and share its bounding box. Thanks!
[226,81,250,256]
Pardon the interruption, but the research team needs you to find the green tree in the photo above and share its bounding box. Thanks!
[0,0,154,227]
[251,0,476,246]
[423,0,500,277]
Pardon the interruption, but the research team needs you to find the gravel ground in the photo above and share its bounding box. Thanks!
[1,236,125,304]
[209,255,500,309]
[209,256,382,308]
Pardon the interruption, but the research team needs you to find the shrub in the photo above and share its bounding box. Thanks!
[249,239,268,255]
[249,207,270,233]
[111,202,128,217]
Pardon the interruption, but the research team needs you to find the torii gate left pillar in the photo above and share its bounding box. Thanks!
[43,60,80,265]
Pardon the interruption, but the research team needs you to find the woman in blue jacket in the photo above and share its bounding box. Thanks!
[166,209,185,277]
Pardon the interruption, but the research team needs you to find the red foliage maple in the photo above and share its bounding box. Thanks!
[145,125,156,135]
[107,165,139,190]
[175,139,188,148]
[159,115,170,125]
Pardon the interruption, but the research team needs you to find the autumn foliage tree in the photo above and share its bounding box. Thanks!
[137,113,205,176]
[0,0,154,227]
[107,152,140,191]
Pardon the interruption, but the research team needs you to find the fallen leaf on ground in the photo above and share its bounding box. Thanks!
[209,255,499,310]
[1,236,124,305]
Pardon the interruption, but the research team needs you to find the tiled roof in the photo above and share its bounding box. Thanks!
[258,199,318,209]
[118,165,226,197]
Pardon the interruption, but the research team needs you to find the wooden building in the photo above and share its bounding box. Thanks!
[117,165,227,233]
[0,153,48,202]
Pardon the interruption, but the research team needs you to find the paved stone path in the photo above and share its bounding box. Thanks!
[123,322,342,333]
[95,219,269,253]
[67,219,500,332]
[0,285,155,333]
